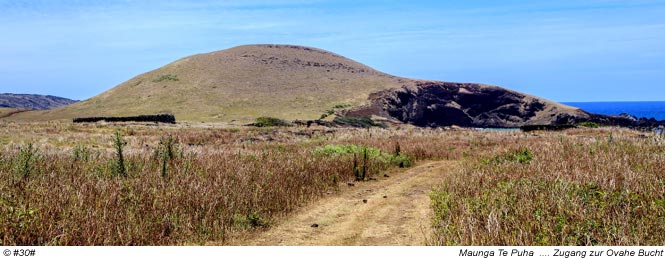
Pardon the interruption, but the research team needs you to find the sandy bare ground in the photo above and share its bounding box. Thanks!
[224,160,457,246]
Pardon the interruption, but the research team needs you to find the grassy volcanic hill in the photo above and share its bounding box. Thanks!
[14,45,406,123]
[8,44,590,126]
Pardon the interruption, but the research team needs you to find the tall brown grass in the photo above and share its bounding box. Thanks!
[430,130,665,245]
[2,122,661,246]
[0,123,482,245]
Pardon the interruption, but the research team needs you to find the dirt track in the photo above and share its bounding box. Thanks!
[226,160,457,246]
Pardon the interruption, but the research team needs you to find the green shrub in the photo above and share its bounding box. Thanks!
[510,148,534,164]
[392,141,411,168]
[353,152,361,181]
[391,154,412,168]
[318,144,389,181]
[321,104,351,120]
[320,109,335,119]
[13,143,38,179]
[315,144,412,169]
[316,144,380,157]
[358,147,369,181]
[159,135,178,160]
[333,116,386,128]
[484,147,534,165]
[249,117,292,127]
[157,135,178,178]
[112,130,127,177]
[233,212,267,228]
[578,122,600,128]
[72,144,90,162]
[152,74,179,82]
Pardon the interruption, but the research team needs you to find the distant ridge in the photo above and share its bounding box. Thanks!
[6,44,597,127]
[0,93,78,110]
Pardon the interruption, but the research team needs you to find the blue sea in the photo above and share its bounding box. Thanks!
[562,101,665,121]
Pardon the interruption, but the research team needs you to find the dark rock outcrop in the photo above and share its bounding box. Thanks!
[344,81,589,128]
[585,113,664,130]
[0,93,78,110]
[342,81,665,130]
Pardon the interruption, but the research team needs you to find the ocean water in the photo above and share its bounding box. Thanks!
[563,101,665,121]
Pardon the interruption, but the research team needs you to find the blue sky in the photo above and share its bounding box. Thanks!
[1,0,664,102]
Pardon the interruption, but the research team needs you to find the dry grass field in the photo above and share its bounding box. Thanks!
[430,128,665,245]
[0,121,662,245]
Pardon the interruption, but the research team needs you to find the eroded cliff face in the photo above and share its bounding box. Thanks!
[344,81,591,128]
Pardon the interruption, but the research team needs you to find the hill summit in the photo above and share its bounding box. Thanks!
[10,44,591,127]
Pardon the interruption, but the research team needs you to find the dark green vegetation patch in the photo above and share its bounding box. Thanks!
[520,124,576,132]
[578,122,600,128]
[315,144,412,170]
[333,116,386,128]
[248,117,293,127]
[152,74,179,82]
[483,147,534,165]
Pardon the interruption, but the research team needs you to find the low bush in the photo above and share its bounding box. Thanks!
[315,144,412,169]
[333,116,385,128]
[578,122,600,128]
[152,74,179,82]
[248,117,292,127]
[483,147,533,165]
[520,124,576,132]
